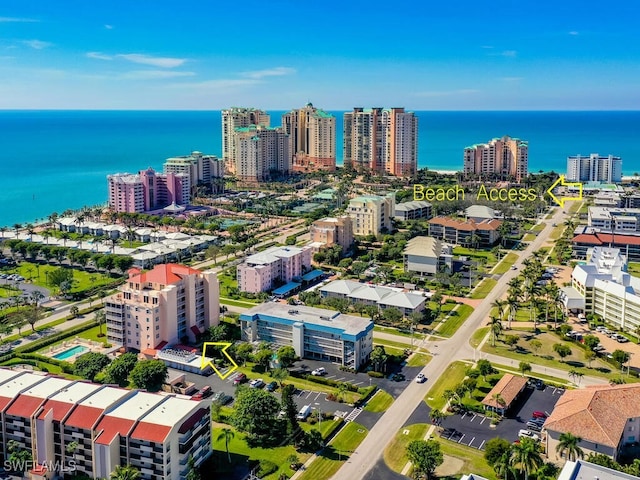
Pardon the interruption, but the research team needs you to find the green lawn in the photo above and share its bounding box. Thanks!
[492,253,519,275]
[489,362,571,387]
[383,423,430,473]
[549,224,567,241]
[469,327,489,348]
[470,278,498,299]
[569,201,583,214]
[629,262,640,279]
[372,337,413,350]
[301,418,342,440]
[298,422,368,480]
[406,353,431,367]
[364,390,394,413]
[522,233,536,242]
[452,247,496,263]
[373,343,405,357]
[0,286,20,299]
[7,262,114,292]
[437,438,497,479]
[75,324,109,344]
[211,424,311,479]
[374,325,426,340]
[424,361,468,410]
[219,297,257,308]
[438,304,474,337]
[532,222,546,232]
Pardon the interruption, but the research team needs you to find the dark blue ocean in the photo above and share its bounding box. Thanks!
[1,110,639,227]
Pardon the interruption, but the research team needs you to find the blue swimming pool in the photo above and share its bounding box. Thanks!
[53,345,88,360]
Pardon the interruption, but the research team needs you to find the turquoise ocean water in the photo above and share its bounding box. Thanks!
[1,110,639,227]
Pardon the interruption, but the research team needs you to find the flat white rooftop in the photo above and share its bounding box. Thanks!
[79,386,130,409]
[0,371,48,397]
[48,381,103,404]
[0,369,26,385]
[142,397,196,426]
[105,391,166,421]
[22,376,72,398]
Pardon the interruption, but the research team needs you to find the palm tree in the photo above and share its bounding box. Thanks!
[510,436,543,480]
[556,432,584,461]
[95,310,106,337]
[492,299,506,321]
[506,295,519,329]
[217,428,235,463]
[429,409,445,427]
[494,451,514,480]
[110,465,141,480]
[489,316,503,347]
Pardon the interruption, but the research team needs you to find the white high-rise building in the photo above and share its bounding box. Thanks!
[343,107,418,176]
[233,125,291,182]
[566,154,622,183]
[221,107,270,173]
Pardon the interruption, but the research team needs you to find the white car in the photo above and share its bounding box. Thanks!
[518,429,540,441]
[249,378,265,388]
[311,367,327,376]
[415,373,426,383]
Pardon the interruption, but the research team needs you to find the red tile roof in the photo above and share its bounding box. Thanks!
[544,383,640,448]
[178,408,208,434]
[64,405,104,429]
[130,421,172,443]
[5,395,45,418]
[429,216,502,232]
[129,263,202,286]
[94,416,135,445]
[572,232,640,246]
[482,374,528,409]
[0,396,14,412]
[37,399,75,421]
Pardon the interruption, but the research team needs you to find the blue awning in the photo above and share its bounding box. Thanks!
[302,269,324,282]
[272,282,302,296]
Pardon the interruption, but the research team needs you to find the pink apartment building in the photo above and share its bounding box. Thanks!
[107,168,190,213]
[237,245,312,293]
[0,368,210,480]
[105,264,219,351]
[309,216,354,253]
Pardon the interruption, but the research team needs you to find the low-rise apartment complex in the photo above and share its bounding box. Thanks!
[543,383,640,461]
[237,245,312,293]
[571,228,640,262]
[347,193,396,236]
[240,303,373,368]
[403,236,453,275]
[394,200,433,221]
[309,216,354,253]
[105,264,220,351]
[589,206,640,232]
[561,247,640,334]
[428,216,502,246]
[0,368,210,480]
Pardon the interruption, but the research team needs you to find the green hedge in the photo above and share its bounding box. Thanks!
[17,320,97,354]
[257,460,278,478]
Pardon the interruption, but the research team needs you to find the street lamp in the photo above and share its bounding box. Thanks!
[314,403,322,430]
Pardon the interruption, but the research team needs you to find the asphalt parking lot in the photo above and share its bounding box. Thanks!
[439,383,564,450]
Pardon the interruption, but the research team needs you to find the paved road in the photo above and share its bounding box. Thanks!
[334,206,599,479]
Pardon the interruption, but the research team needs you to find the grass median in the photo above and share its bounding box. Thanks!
[383,423,430,473]
[470,278,497,300]
[424,361,468,411]
[438,304,474,337]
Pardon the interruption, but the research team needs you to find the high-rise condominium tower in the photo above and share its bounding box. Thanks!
[566,154,622,183]
[463,135,528,182]
[221,107,270,173]
[343,107,418,176]
[233,125,291,182]
[282,103,336,172]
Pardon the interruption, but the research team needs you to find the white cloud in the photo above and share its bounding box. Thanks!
[414,89,479,97]
[104,24,114,30]
[0,17,38,23]
[22,39,52,50]
[569,31,579,36]
[86,51,113,60]
[241,67,296,79]
[116,53,186,68]
[169,78,259,89]
[121,70,196,80]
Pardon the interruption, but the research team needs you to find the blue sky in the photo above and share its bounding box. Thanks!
[1,0,639,110]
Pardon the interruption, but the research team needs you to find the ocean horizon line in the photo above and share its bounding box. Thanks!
[2,108,640,113]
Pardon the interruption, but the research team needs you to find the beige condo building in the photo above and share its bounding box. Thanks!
[282,103,336,172]
[233,125,292,182]
[221,107,270,173]
[347,193,396,236]
[343,107,418,177]
[309,216,354,253]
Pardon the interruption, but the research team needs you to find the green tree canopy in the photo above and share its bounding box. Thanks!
[74,352,111,382]
[231,387,283,446]
[277,345,297,367]
[103,352,138,387]
[406,439,443,480]
[130,359,168,391]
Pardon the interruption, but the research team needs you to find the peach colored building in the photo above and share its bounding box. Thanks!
[221,107,270,173]
[282,103,336,173]
[309,216,354,253]
[107,168,189,213]
[237,245,312,293]
[233,125,292,182]
[105,264,219,351]
[343,107,417,176]
[463,135,528,182]
[428,216,502,246]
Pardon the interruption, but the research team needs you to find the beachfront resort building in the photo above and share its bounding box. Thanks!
[343,107,418,176]
[221,107,270,173]
[543,383,640,461]
[560,247,640,334]
[233,125,292,182]
[237,245,313,294]
[347,193,396,236]
[428,216,502,246]
[104,263,220,351]
[0,368,211,480]
[107,168,190,214]
[463,135,528,182]
[163,151,225,194]
[566,154,622,184]
[309,216,354,253]
[240,303,373,368]
[282,103,336,173]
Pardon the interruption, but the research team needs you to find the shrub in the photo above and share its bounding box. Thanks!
[257,460,278,478]
[367,371,384,378]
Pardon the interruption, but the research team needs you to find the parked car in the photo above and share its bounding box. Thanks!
[192,386,212,400]
[532,411,547,419]
[535,379,545,390]
[526,421,543,431]
[211,391,233,405]
[250,378,265,388]
[311,367,327,376]
[233,373,247,386]
[415,373,426,383]
[529,417,545,426]
[266,381,278,392]
[296,405,312,420]
[593,345,605,352]
[519,429,540,441]
[391,373,406,382]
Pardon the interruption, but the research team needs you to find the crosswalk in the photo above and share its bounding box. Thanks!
[345,407,363,422]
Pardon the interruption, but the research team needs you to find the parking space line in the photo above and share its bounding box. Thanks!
[335,377,345,381]
[326,375,336,379]
[457,434,465,444]
[478,440,485,450]
[305,391,313,399]
[314,392,322,401]
[479,416,487,425]
[469,414,477,422]
[460,412,467,419]
[468,436,475,447]
[353,381,363,386]
[297,390,308,397]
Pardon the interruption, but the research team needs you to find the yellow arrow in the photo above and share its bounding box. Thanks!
[201,342,239,380]
[546,175,583,208]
